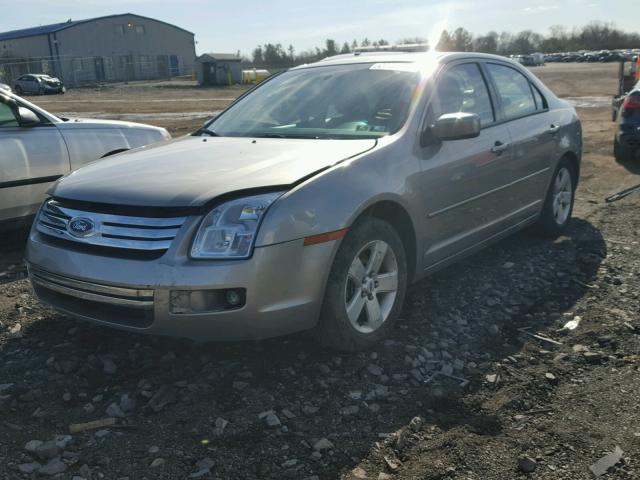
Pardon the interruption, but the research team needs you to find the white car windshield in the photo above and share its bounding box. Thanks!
[203,63,421,139]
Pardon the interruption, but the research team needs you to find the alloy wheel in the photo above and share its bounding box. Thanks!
[344,239,398,333]
[552,167,573,225]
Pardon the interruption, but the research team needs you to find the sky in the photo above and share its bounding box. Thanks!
[0,0,636,57]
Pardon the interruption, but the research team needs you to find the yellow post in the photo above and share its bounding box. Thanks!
[192,68,196,81]
[636,56,640,81]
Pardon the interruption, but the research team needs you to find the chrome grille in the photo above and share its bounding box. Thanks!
[30,266,154,308]
[36,199,186,251]
[29,265,154,328]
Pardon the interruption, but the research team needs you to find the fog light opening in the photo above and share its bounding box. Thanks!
[170,288,246,314]
[225,289,242,307]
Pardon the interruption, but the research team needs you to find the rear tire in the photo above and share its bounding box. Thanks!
[614,138,633,162]
[315,217,407,352]
[14,85,22,95]
[534,158,576,238]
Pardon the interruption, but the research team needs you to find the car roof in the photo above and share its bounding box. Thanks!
[292,51,520,70]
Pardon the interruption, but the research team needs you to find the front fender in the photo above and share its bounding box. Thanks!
[255,140,422,247]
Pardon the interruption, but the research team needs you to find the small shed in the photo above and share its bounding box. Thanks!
[197,53,242,85]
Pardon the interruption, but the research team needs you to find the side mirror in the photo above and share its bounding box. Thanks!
[18,107,40,126]
[428,112,481,143]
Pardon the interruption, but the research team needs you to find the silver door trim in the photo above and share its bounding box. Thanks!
[424,208,540,273]
[425,199,541,257]
[427,166,550,218]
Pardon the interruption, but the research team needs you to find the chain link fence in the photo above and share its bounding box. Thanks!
[0,54,196,87]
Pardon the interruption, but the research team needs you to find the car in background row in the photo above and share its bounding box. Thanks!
[545,50,639,63]
[511,54,545,67]
[613,81,640,162]
[0,82,11,92]
[25,51,582,351]
[13,74,65,95]
[0,90,171,228]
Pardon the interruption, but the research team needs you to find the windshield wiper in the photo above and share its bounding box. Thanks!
[254,133,321,139]
[195,128,219,137]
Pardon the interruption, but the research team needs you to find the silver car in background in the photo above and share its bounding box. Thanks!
[13,74,65,95]
[26,52,581,351]
[1,91,170,226]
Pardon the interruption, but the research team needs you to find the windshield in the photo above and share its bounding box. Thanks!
[203,63,421,139]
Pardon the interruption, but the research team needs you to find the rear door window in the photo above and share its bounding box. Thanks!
[486,63,537,120]
[434,63,495,127]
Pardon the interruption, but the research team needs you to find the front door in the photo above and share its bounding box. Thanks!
[157,55,168,77]
[0,99,70,223]
[94,57,105,82]
[416,61,514,270]
[169,55,179,76]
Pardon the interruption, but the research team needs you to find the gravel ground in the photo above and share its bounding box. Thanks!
[0,63,638,479]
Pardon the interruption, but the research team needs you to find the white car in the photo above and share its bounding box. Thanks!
[0,91,170,227]
[0,82,11,92]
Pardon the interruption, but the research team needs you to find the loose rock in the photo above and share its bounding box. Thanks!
[518,455,537,473]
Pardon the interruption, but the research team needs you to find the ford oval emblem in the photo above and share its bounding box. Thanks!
[67,217,96,238]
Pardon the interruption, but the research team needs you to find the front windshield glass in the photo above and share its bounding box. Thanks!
[204,63,421,139]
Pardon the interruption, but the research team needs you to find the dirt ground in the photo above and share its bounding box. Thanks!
[1,63,639,480]
[34,81,247,137]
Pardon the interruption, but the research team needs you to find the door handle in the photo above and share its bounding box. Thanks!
[491,141,509,155]
[548,124,561,134]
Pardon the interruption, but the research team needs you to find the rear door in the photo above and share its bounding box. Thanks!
[0,99,70,223]
[416,61,514,270]
[483,62,557,210]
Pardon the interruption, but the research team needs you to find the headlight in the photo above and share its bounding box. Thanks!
[190,192,283,259]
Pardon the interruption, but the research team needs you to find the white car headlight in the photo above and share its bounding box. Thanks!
[190,192,283,259]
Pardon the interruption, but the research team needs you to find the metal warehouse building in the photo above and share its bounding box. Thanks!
[0,13,196,86]
[196,53,242,85]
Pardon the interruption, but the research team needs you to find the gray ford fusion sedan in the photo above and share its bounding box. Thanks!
[26,51,582,351]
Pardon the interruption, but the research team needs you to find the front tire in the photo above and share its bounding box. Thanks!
[316,217,407,352]
[534,158,576,237]
[14,85,22,95]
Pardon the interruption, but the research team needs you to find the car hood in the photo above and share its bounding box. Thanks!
[50,136,377,208]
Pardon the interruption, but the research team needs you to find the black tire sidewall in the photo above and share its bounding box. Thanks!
[317,217,408,352]
[614,138,625,162]
[614,138,634,162]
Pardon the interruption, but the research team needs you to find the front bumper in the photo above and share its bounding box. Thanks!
[43,84,64,94]
[25,229,338,341]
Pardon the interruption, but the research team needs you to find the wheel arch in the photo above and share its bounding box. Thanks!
[560,150,580,185]
[351,199,418,283]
